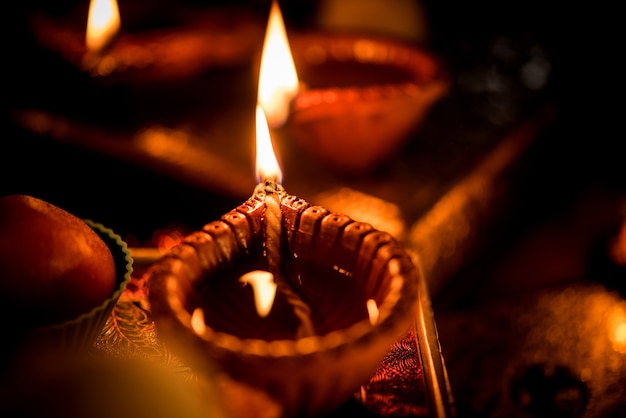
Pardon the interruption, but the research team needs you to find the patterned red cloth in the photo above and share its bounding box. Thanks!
[361,328,431,417]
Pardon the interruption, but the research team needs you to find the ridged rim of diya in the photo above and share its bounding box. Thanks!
[288,31,449,111]
[147,183,421,376]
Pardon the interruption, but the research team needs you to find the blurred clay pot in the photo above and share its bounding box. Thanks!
[286,32,449,176]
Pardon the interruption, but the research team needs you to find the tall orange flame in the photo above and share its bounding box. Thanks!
[257,0,299,128]
[255,104,282,184]
[86,0,121,53]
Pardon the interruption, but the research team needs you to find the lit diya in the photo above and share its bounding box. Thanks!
[147,6,422,415]
[147,104,422,418]
[29,0,264,83]
[284,31,449,176]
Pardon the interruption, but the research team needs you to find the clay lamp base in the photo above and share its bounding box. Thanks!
[28,6,264,84]
[286,32,450,176]
[147,181,421,418]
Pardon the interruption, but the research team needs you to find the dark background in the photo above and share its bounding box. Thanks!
[3,1,625,417]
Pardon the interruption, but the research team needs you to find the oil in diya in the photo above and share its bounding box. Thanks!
[147,106,423,418]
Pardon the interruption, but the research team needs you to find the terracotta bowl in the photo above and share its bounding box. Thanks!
[287,32,449,175]
[148,191,422,417]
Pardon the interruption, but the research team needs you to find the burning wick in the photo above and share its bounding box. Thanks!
[239,271,277,318]
[251,105,315,337]
[250,179,316,338]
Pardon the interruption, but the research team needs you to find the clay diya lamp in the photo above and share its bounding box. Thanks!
[28,0,264,84]
[147,7,424,415]
[147,179,422,417]
[285,32,450,175]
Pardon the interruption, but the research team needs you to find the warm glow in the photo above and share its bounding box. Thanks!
[191,308,207,334]
[609,306,626,354]
[153,229,185,253]
[86,0,121,53]
[366,299,380,325]
[257,0,299,128]
[609,222,626,265]
[614,324,626,346]
[255,104,283,183]
[239,270,278,318]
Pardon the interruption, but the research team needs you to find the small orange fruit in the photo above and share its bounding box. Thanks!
[0,194,116,328]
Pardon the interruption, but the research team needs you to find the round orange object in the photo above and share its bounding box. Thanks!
[0,194,116,328]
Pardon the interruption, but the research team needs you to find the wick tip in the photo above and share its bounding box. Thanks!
[254,178,285,196]
[264,178,285,193]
